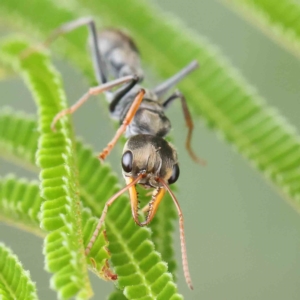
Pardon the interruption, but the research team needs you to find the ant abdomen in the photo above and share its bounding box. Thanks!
[97,29,144,80]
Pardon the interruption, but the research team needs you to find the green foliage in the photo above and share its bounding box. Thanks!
[0,107,38,172]
[222,0,300,59]
[1,0,300,299]
[0,38,93,299]
[0,174,42,236]
[0,242,39,300]
[0,171,114,293]
[0,108,183,299]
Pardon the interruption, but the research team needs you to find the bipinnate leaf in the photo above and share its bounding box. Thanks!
[0,38,92,299]
[0,174,111,283]
[0,242,39,300]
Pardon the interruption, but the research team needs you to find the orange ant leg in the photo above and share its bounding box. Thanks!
[163,91,206,166]
[98,89,145,160]
[85,173,144,255]
[51,75,136,131]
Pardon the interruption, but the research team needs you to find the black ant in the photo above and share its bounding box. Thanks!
[40,17,203,290]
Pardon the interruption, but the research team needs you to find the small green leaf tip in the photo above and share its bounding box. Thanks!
[0,243,39,300]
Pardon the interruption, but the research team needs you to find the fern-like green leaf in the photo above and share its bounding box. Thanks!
[2,0,300,211]
[0,173,111,284]
[0,242,39,300]
[0,110,183,299]
[222,0,300,60]
[0,38,93,299]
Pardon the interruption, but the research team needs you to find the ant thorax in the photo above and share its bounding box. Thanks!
[126,100,172,138]
[109,86,172,138]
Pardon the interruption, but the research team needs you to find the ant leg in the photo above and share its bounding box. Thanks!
[85,174,144,255]
[51,75,136,131]
[98,89,145,160]
[154,60,199,97]
[163,91,206,166]
[109,75,139,113]
[22,17,107,85]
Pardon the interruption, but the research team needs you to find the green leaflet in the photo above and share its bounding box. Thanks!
[0,174,42,236]
[0,107,38,172]
[222,0,300,60]
[0,242,39,300]
[0,174,111,288]
[0,109,183,299]
[0,39,92,299]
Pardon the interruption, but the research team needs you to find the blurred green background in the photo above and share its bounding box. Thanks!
[1,0,300,299]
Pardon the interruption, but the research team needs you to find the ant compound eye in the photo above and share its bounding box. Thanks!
[121,151,133,173]
[168,164,180,185]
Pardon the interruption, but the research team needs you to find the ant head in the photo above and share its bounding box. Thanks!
[121,134,179,188]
